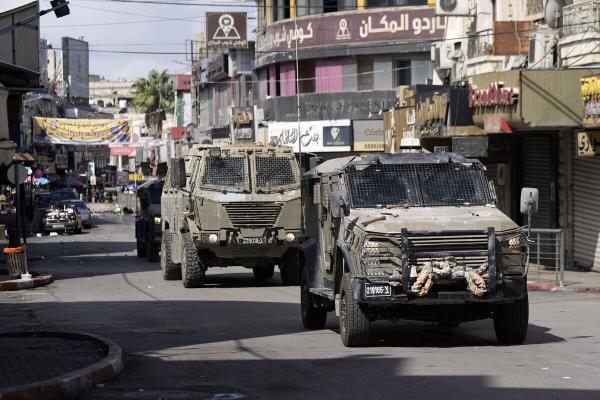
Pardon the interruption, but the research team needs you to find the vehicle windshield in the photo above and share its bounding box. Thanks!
[60,200,88,210]
[200,154,249,193]
[345,162,494,208]
[49,191,77,203]
[255,155,299,192]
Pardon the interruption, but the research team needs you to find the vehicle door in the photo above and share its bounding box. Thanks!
[319,177,335,279]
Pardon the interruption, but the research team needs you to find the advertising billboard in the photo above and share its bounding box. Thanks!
[34,117,131,145]
[206,12,248,49]
[62,36,89,100]
[267,120,352,153]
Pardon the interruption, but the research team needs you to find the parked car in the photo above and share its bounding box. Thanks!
[59,200,92,229]
[42,203,83,234]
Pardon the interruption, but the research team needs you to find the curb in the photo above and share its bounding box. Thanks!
[0,331,124,400]
[527,282,600,293]
[0,274,54,291]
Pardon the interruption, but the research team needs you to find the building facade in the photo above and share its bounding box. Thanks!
[253,0,440,157]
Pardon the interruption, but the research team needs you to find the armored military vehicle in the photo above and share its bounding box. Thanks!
[299,151,537,347]
[161,145,303,287]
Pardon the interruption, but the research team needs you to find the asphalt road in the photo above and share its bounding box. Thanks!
[3,214,600,400]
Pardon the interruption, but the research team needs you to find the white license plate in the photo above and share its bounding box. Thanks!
[52,224,64,229]
[365,283,392,298]
[239,237,264,244]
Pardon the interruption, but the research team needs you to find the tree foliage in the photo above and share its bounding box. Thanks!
[132,69,174,115]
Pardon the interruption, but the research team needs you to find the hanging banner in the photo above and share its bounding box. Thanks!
[33,117,131,145]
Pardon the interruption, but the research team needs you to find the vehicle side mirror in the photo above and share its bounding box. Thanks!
[520,187,538,237]
[520,188,539,215]
[170,158,186,189]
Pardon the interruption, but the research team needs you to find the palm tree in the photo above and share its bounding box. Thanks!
[132,69,174,135]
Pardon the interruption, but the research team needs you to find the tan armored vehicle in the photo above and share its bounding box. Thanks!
[161,145,303,288]
[299,152,537,347]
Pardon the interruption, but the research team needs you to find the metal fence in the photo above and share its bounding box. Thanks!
[529,228,565,288]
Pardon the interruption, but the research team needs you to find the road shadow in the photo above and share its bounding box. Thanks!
[79,354,596,400]
[202,269,288,288]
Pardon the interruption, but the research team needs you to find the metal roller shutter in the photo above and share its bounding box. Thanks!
[521,136,556,229]
[573,155,600,269]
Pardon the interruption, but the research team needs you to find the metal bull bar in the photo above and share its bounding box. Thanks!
[400,227,498,296]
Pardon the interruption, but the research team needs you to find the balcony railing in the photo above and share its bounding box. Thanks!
[467,31,494,59]
[562,0,600,37]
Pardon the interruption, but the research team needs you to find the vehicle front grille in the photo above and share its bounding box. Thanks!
[223,202,282,228]
[407,234,489,269]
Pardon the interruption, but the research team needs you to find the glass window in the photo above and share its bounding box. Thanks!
[201,155,249,192]
[255,156,299,192]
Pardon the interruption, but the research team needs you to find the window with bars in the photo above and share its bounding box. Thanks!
[344,162,493,208]
[393,59,411,87]
[201,155,249,192]
[254,156,299,192]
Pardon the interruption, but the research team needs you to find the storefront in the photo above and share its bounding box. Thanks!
[467,69,597,230]
[572,75,600,271]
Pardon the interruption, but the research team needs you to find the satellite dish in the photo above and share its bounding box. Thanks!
[544,0,565,28]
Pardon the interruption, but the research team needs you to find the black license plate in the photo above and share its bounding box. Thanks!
[365,283,391,298]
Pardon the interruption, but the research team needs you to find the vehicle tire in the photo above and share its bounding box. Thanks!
[146,237,160,263]
[136,240,147,258]
[84,223,92,229]
[161,230,181,280]
[74,226,82,234]
[280,251,301,286]
[301,266,327,329]
[181,232,205,288]
[253,265,275,280]
[494,295,529,345]
[340,274,370,347]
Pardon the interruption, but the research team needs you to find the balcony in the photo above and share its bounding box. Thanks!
[465,31,506,77]
[559,0,600,67]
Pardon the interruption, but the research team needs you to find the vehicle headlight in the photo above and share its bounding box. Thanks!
[154,217,161,225]
[285,232,295,242]
[499,232,528,275]
[208,234,218,243]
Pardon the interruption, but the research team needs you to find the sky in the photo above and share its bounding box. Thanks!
[37,0,256,80]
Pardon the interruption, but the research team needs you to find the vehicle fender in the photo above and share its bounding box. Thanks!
[299,237,324,290]
[334,239,358,294]
[185,216,200,237]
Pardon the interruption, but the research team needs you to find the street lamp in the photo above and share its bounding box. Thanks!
[0,1,70,36]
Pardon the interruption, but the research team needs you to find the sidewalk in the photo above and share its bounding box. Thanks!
[0,332,124,400]
[527,265,600,292]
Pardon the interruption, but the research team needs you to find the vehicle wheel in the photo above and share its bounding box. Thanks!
[301,266,327,329]
[74,225,82,234]
[181,232,205,288]
[136,240,147,258]
[340,274,370,347]
[146,237,160,263]
[253,265,275,280]
[494,295,529,344]
[280,251,300,286]
[161,230,181,280]
[84,223,92,229]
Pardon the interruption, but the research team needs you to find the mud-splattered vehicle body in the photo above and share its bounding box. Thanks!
[161,145,303,287]
[299,152,537,347]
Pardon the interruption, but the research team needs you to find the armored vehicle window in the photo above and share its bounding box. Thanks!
[345,162,492,208]
[201,154,249,192]
[255,155,299,192]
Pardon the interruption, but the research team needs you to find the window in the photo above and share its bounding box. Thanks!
[393,59,411,87]
[357,56,374,91]
[366,0,427,7]
[298,60,316,94]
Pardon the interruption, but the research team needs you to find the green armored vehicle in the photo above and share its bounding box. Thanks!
[161,145,303,288]
[299,152,537,347]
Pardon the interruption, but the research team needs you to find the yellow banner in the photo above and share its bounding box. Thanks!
[34,117,131,145]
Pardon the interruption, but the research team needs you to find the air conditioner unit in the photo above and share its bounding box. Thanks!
[436,0,469,16]
[528,30,556,69]
[431,42,453,70]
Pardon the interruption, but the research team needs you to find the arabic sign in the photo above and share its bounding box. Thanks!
[109,146,136,157]
[577,131,600,157]
[353,120,384,152]
[206,12,247,49]
[257,7,445,53]
[267,120,352,153]
[581,76,600,127]
[34,117,131,145]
